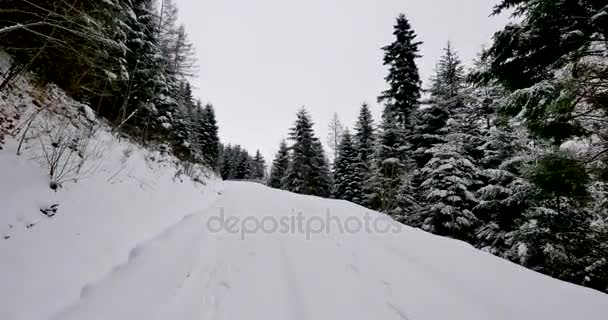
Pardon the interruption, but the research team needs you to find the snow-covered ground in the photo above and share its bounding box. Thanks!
[18,181,608,320]
[2,175,608,319]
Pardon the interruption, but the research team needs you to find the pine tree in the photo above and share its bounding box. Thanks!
[378,14,422,130]
[411,42,465,167]
[354,103,375,164]
[268,140,290,189]
[410,43,483,241]
[352,103,375,206]
[367,116,409,215]
[332,130,360,202]
[251,150,267,181]
[429,42,465,104]
[474,124,530,253]
[202,103,220,167]
[371,13,422,216]
[483,0,608,292]
[411,128,483,242]
[283,108,332,197]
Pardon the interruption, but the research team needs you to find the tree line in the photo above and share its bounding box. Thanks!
[268,0,608,292]
[0,0,220,168]
[218,145,266,181]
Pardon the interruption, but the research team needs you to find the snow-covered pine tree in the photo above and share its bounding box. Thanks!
[251,150,267,181]
[283,108,332,197]
[352,103,375,206]
[410,119,483,241]
[217,144,259,180]
[367,114,409,215]
[467,61,531,254]
[370,13,422,216]
[473,124,531,254]
[411,42,465,167]
[483,0,608,293]
[354,103,375,164]
[0,0,127,102]
[332,130,360,202]
[410,43,483,241]
[201,103,220,167]
[378,14,422,131]
[268,140,290,189]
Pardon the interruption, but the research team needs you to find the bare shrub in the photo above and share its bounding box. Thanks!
[174,160,209,185]
[30,111,103,188]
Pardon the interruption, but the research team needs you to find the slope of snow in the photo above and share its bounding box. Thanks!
[10,181,604,320]
[0,52,223,320]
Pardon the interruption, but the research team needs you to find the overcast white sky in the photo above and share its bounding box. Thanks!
[175,0,510,161]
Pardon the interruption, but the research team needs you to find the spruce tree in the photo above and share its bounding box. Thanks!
[283,108,332,197]
[378,14,422,130]
[410,43,483,241]
[352,103,375,206]
[412,42,465,167]
[354,103,375,164]
[371,13,422,216]
[202,103,220,167]
[251,150,267,181]
[268,140,290,189]
[332,130,360,202]
[367,116,409,215]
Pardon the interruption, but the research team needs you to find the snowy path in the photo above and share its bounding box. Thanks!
[39,182,608,319]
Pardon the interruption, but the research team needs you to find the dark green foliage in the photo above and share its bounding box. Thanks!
[283,108,332,197]
[251,150,267,181]
[527,153,590,201]
[352,103,375,206]
[367,116,408,214]
[378,14,422,129]
[268,140,290,189]
[218,144,258,180]
[332,130,360,202]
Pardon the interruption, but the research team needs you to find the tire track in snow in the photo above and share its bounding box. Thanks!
[51,199,224,320]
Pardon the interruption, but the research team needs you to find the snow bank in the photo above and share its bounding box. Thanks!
[0,52,223,320]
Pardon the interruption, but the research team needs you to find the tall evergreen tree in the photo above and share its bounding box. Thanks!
[332,130,360,202]
[269,140,291,189]
[251,150,267,181]
[283,108,332,197]
[367,116,409,215]
[411,42,466,167]
[378,14,422,130]
[354,103,375,164]
[352,103,375,206]
[202,103,220,167]
[371,13,422,216]
[483,0,608,292]
[410,43,483,241]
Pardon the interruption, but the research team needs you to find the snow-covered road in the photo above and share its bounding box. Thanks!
[46,181,607,320]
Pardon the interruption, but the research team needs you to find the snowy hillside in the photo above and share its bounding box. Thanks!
[0,53,222,320]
